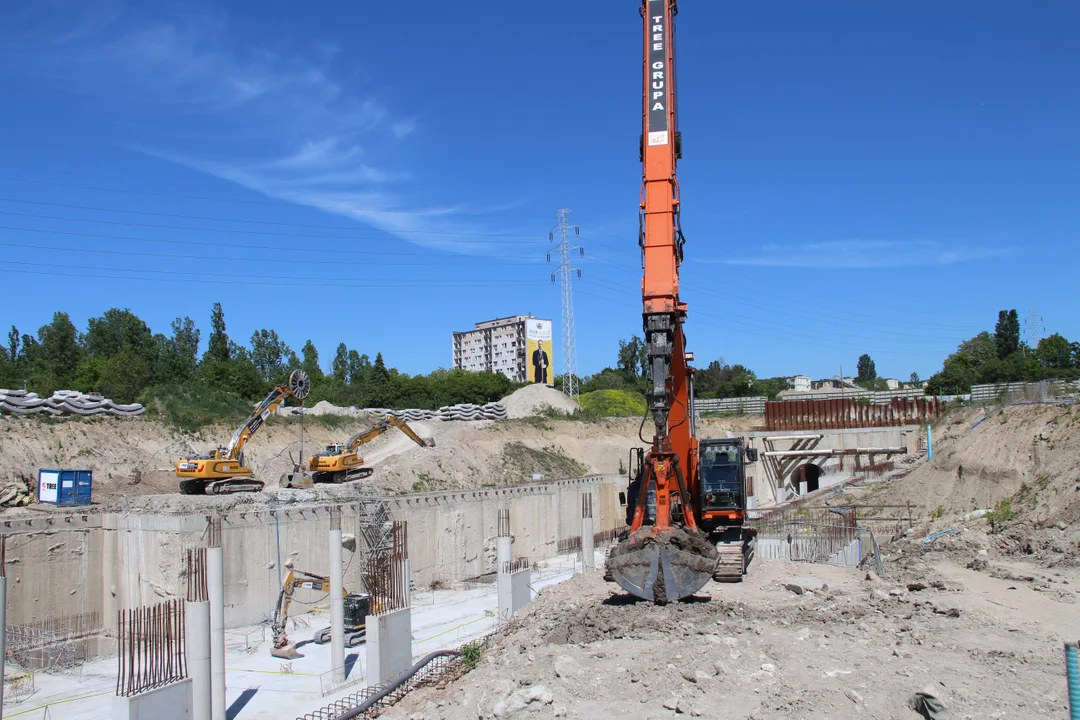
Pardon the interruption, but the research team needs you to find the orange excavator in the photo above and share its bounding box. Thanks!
[607,0,756,603]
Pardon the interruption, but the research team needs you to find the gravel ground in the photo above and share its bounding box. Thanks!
[380,549,1078,720]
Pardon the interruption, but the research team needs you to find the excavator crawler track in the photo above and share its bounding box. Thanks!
[712,529,754,583]
[206,479,264,495]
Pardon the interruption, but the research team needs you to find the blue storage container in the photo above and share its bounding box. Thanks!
[37,469,93,506]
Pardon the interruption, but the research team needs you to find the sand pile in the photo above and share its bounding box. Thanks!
[501,384,581,419]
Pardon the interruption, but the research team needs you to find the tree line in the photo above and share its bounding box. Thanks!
[573,335,789,400]
[923,309,1080,395]
[0,304,517,409]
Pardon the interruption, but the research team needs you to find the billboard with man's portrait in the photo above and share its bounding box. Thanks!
[526,320,554,386]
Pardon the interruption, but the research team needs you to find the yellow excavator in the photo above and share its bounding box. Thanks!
[270,568,375,659]
[175,370,311,495]
[281,415,434,488]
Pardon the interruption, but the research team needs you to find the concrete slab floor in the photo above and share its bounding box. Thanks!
[2,551,604,720]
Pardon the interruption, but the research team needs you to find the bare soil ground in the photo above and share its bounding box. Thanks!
[376,402,1080,720]
[0,414,760,514]
[845,402,1080,569]
[384,552,1077,720]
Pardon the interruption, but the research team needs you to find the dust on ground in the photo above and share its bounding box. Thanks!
[842,402,1080,570]
[376,402,1080,720]
[0,412,760,515]
[383,551,1076,720]
[501,385,581,419]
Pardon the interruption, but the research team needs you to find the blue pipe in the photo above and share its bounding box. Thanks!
[1067,642,1079,720]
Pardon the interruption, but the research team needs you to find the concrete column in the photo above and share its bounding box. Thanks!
[186,600,211,720]
[799,481,808,496]
[580,516,595,571]
[207,545,226,720]
[496,536,512,569]
[329,514,345,684]
[496,508,511,572]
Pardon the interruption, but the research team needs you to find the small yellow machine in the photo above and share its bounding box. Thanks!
[281,416,433,488]
[270,568,374,659]
[175,370,310,495]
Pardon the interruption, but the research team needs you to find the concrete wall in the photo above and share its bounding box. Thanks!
[366,608,412,686]
[1,475,625,631]
[746,427,917,506]
[112,678,192,720]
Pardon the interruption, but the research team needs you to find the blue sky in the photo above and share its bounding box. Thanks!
[1,1,1077,381]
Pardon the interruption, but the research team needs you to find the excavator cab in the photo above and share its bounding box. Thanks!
[343,593,371,627]
[699,440,746,513]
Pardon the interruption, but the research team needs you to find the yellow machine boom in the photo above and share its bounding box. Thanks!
[175,369,311,495]
[304,416,434,485]
[270,568,375,659]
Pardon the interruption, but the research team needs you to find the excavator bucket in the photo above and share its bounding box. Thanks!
[271,642,301,660]
[607,527,718,603]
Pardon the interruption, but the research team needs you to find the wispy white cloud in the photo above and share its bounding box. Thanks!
[700,240,1008,269]
[2,4,524,255]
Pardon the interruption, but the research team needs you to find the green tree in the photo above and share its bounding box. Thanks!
[332,343,349,382]
[80,308,158,402]
[206,302,230,363]
[37,311,81,389]
[856,354,876,382]
[909,372,920,385]
[925,331,998,394]
[1035,333,1074,369]
[994,309,1020,359]
[6,325,18,364]
[157,317,201,383]
[617,336,648,378]
[346,350,363,385]
[18,333,42,381]
[301,340,324,379]
[372,352,390,383]
[249,329,292,382]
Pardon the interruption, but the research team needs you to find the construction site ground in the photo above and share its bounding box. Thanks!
[382,553,1077,720]
[6,551,596,720]
[0,411,760,514]
[374,401,1080,720]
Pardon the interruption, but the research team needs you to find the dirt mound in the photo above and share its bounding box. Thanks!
[376,555,1077,720]
[501,385,581,418]
[0,414,758,508]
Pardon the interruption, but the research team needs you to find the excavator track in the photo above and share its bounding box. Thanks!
[313,467,375,485]
[206,479,265,495]
[712,528,754,583]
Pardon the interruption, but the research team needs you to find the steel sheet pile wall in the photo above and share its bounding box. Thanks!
[765,397,939,431]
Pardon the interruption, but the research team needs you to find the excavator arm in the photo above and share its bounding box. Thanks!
[344,416,434,453]
[607,0,717,604]
[226,370,312,460]
[271,569,331,656]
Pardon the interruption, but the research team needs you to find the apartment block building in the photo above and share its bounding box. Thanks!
[451,315,553,384]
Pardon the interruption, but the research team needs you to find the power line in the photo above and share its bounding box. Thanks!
[581,276,963,346]
[0,259,544,287]
[0,208,547,243]
[0,175,553,219]
[576,281,955,356]
[0,224,544,257]
[1025,308,1044,347]
[0,241,544,268]
[584,251,979,333]
[548,208,583,401]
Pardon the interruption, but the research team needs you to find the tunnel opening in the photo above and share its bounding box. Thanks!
[790,463,822,494]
